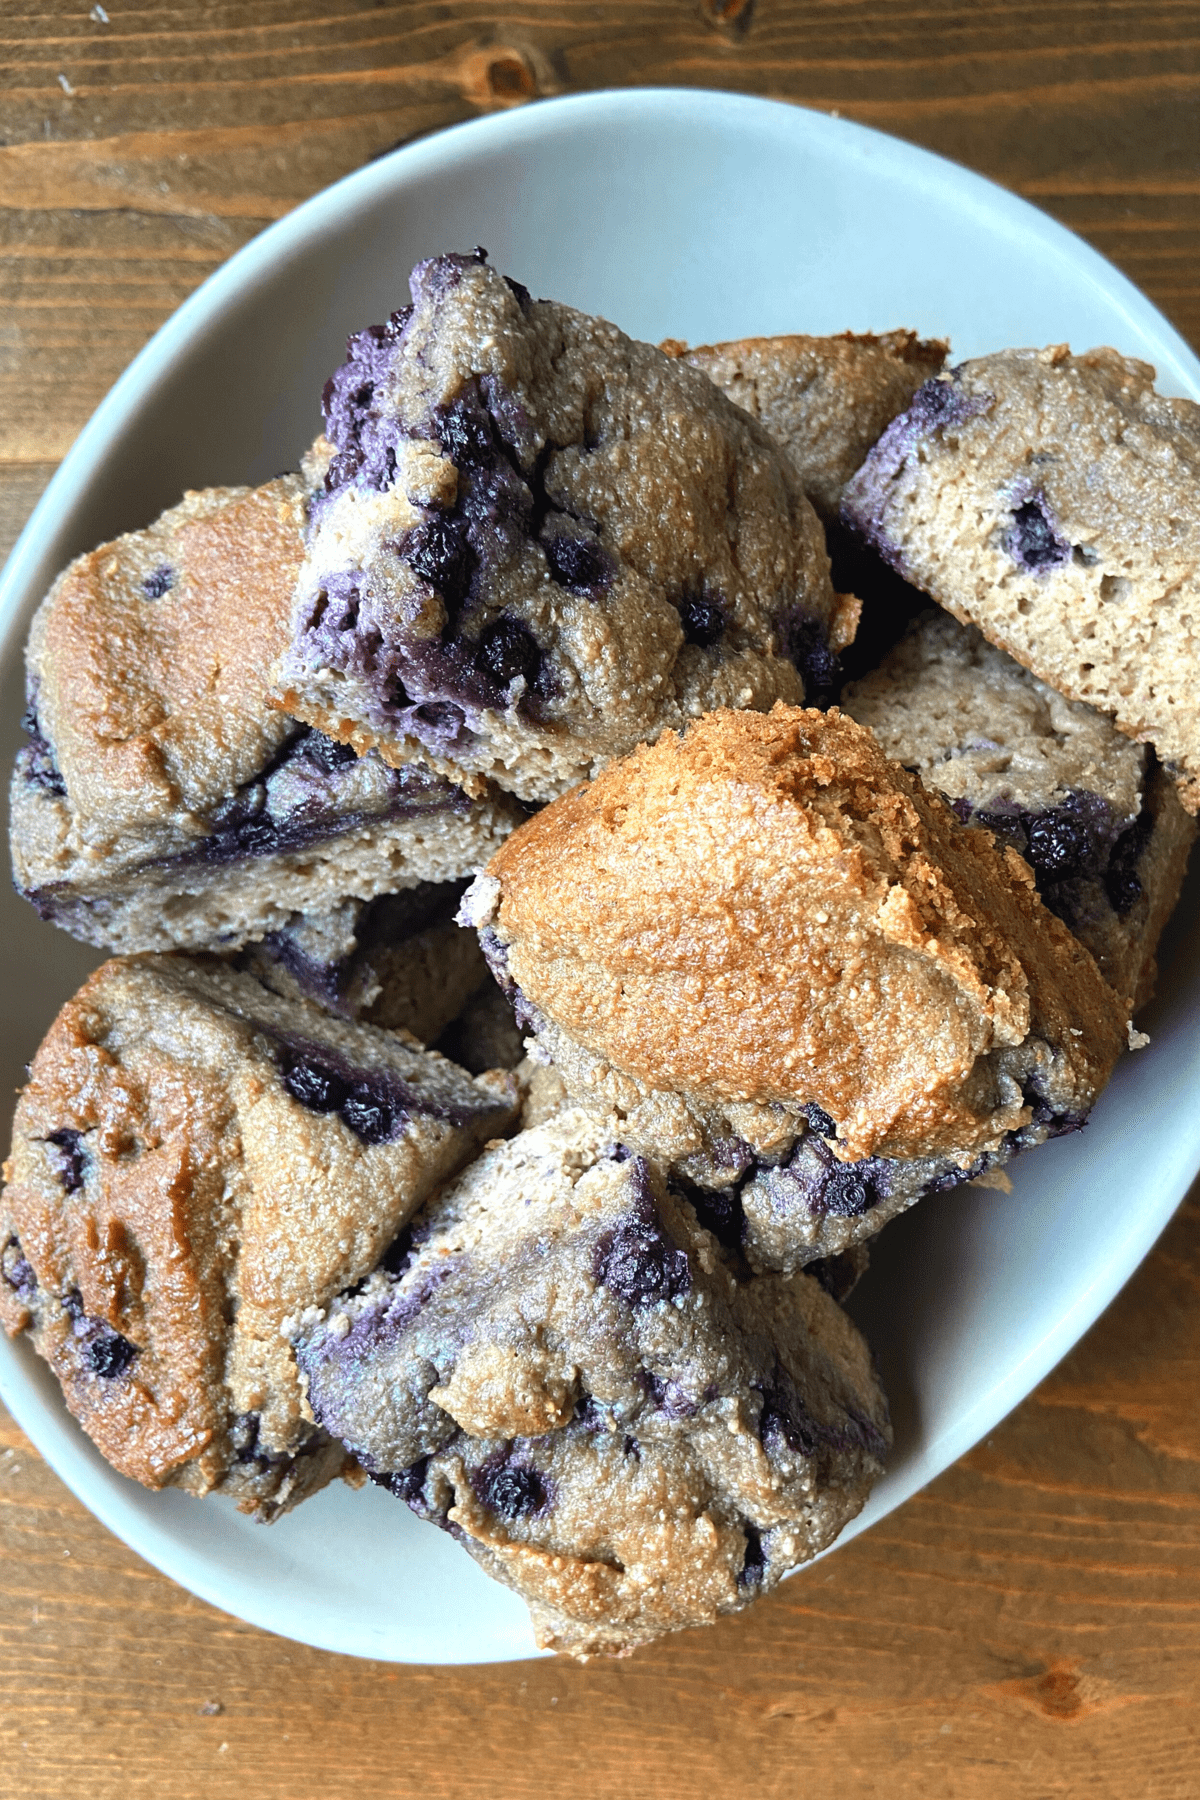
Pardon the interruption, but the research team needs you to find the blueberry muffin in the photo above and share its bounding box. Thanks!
[843,611,1196,1010]
[240,881,489,1044]
[0,955,518,1517]
[275,250,856,803]
[461,704,1128,1269]
[12,461,522,954]
[840,346,1200,813]
[673,329,947,521]
[292,1108,890,1656]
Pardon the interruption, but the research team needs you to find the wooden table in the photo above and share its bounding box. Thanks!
[1,6,1199,1794]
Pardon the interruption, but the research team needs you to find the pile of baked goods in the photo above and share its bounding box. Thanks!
[2,248,1195,1659]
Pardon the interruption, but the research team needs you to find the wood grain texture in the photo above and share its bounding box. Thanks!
[0,4,1198,1794]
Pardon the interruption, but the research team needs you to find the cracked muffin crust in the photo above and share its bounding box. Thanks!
[840,345,1200,813]
[674,329,947,522]
[0,955,518,1517]
[462,704,1128,1268]
[843,611,1195,1011]
[11,457,522,954]
[292,1108,890,1656]
[276,250,855,803]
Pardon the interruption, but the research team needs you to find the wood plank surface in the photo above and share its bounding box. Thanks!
[1,4,1198,1795]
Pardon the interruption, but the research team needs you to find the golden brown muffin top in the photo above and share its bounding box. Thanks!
[31,474,310,837]
[484,705,1125,1162]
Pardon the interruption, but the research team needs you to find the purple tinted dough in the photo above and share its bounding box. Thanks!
[757,1362,888,1463]
[641,1370,699,1420]
[321,311,413,495]
[593,1160,692,1307]
[15,729,471,923]
[839,375,993,568]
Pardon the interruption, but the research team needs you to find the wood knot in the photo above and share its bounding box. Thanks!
[701,0,756,40]
[996,1658,1089,1721]
[1030,1662,1083,1719]
[457,45,543,109]
[486,52,537,102]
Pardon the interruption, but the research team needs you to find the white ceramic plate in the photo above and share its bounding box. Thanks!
[1,88,1198,1665]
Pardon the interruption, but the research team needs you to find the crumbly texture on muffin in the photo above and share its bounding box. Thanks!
[292,1108,890,1657]
[840,345,1200,813]
[673,330,947,521]
[463,705,1127,1264]
[0,955,518,1516]
[12,460,523,954]
[240,881,489,1044]
[842,611,1196,1009]
[275,251,856,803]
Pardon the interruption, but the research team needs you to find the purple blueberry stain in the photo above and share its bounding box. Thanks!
[640,1370,699,1419]
[272,1024,505,1142]
[1104,804,1154,915]
[956,787,1143,931]
[802,1103,838,1140]
[321,310,413,495]
[545,533,613,596]
[757,1365,887,1465]
[168,724,469,870]
[45,1129,87,1194]
[776,608,839,701]
[472,1448,552,1521]
[678,592,725,648]
[475,615,542,692]
[141,564,174,600]
[739,1523,766,1588]
[593,1163,692,1308]
[1007,490,1071,573]
[370,1457,434,1511]
[757,1368,821,1458]
[1,1236,36,1300]
[17,682,66,798]
[86,1328,137,1379]
[774,1134,890,1220]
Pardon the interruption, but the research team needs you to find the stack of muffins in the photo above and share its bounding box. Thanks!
[2,249,1195,1658]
